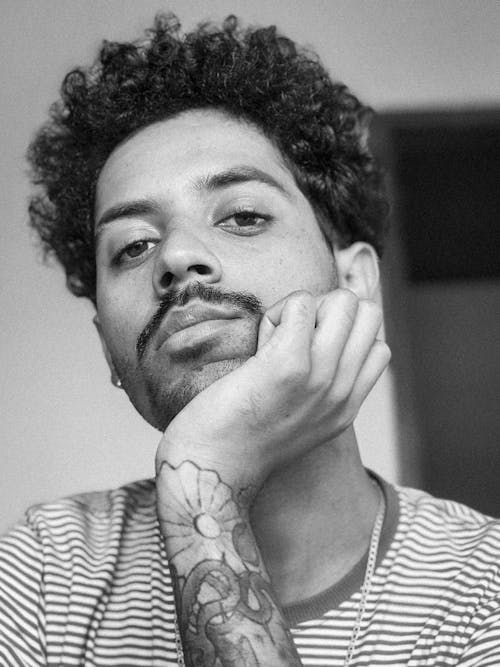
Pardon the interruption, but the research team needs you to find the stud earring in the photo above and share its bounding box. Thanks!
[112,376,122,389]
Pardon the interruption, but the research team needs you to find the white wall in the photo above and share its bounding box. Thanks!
[1,0,499,533]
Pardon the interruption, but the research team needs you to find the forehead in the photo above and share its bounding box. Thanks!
[95,109,296,218]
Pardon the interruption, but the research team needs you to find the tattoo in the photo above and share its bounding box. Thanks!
[158,460,301,666]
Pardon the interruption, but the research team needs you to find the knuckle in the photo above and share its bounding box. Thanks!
[281,359,310,385]
[375,340,392,363]
[337,288,360,308]
[360,298,381,317]
[330,384,350,406]
[307,376,327,396]
[318,289,358,327]
[335,289,359,324]
[359,299,383,329]
[340,411,356,431]
[322,288,355,307]
[289,290,314,312]
[289,289,313,302]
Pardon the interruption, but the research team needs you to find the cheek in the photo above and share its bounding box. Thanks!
[97,298,144,372]
[266,236,336,298]
[107,326,133,365]
[295,224,338,286]
[231,242,335,310]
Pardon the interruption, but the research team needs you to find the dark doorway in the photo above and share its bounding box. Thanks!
[372,109,500,517]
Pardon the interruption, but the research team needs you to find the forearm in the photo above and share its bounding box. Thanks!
[157,458,301,667]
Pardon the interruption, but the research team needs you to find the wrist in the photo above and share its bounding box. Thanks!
[156,459,262,573]
[156,434,263,496]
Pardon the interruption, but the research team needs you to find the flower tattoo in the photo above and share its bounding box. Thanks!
[158,459,301,666]
[159,460,250,576]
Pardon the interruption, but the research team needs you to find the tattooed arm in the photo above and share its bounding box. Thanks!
[156,291,390,665]
[157,458,301,667]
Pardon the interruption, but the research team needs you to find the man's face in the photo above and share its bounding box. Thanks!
[95,109,337,429]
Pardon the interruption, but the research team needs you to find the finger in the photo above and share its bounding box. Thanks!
[348,340,391,408]
[258,290,316,361]
[257,313,276,350]
[260,289,308,328]
[329,299,384,391]
[257,293,291,350]
[311,289,360,373]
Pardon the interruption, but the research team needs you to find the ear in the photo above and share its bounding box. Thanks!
[334,242,380,299]
[93,316,122,388]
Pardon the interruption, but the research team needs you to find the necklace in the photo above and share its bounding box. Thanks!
[173,615,185,666]
[173,483,385,667]
[343,481,385,667]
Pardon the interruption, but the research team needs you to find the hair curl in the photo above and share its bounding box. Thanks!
[28,13,389,305]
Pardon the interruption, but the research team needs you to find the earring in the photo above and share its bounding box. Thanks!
[113,376,122,389]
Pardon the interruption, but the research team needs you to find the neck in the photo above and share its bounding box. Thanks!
[249,427,380,607]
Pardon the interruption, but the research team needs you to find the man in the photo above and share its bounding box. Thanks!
[1,13,499,667]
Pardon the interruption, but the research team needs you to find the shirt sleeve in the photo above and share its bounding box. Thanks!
[457,597,500,666]
[0,522,46,666]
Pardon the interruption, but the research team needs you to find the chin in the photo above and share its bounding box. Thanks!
[130,317,259,431]
[142,357,247,432]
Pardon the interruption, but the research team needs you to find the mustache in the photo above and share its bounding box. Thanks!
[136,282,264,360]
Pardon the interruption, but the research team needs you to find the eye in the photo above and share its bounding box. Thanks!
[216,209,272,235]
[114,239,157,265]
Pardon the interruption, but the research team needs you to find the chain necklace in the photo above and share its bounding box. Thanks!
[173,615,185,666]
[343,482,385,666]
[173,483,385,667]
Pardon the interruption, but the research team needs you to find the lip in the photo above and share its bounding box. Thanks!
[155,302,242,350]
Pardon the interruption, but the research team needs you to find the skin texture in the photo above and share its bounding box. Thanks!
[158,460,301,666]
[94,110,337,428]
[94,109,391,664]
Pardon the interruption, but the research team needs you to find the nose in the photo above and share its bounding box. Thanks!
[152,228,222,296]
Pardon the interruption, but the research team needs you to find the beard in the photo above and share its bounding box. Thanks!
[133,283,263,431]
[145,356,252,431]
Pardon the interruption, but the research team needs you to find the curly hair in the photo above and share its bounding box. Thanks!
[28,13,389,305]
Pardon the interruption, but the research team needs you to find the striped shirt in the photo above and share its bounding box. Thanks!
[1,477,499,666]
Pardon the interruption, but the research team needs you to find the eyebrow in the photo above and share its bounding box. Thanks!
[95,165,291,235]
[95,199,163,237]
[194,166,291,199]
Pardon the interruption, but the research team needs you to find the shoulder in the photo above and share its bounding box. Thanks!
[27,477,156,523]
[397,484,500,541]
[392,488,500,662]
[392,484,500,589]
[0,481,158,662]
[0,478,158,605]
[1,478,157,562]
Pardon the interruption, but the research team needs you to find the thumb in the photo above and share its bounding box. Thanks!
[256,293,291,351]
[257,313,276,350]
[256,290,316,353]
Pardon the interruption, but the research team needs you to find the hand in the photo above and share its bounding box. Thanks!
[156,289,391,495]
